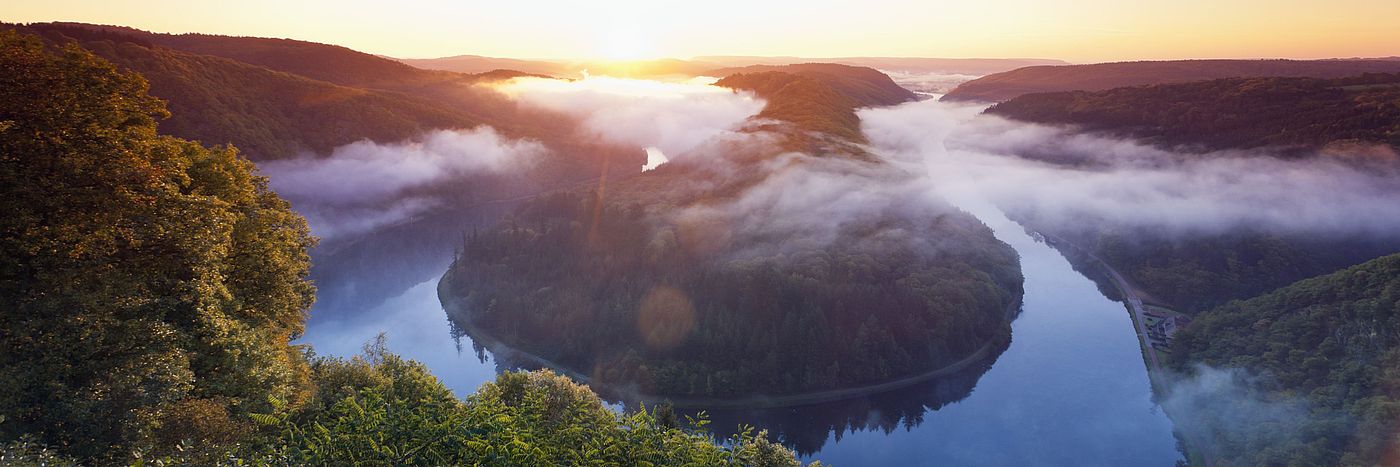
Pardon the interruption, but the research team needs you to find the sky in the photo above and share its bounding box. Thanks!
[3,0,1398,62]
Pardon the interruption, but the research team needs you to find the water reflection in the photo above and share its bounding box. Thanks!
[695,337,1010,456]
[298,198,1184,466]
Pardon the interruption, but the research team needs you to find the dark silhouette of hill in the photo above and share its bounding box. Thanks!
[943,59,1400,103]
[987,73,1400,153]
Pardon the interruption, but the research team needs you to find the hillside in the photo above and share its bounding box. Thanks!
[943,59,1400,103]
[1169,253,1400,466]
[713,64,916,154]
[3,22,481,159]
[987,73,1400,153]
[1021,214,1400,313]
[7,22,641,185]
[80,39,481,159]
[47,22,471,91]
[710,63,917,107]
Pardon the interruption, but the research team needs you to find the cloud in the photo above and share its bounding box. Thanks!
[493,75,764,159]
[858,99,1400,239]
[261,76,761,242]
[877,70,982,97]
[260,126,545,240]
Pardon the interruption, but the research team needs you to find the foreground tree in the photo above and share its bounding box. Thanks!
[0,30,315,461]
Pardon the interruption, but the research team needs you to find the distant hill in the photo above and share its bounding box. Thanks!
[699,56,1067,75]
[987,73,1400,153]
[710,63,917,107]
[395,56,721,78]
[1170,253,1400,466]
[943,59,1400,103]
[713,64,916,154]
[397,54,565,76]
[394,55,1066,80]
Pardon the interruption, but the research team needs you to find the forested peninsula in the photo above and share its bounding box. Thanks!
[441,64,1024,400]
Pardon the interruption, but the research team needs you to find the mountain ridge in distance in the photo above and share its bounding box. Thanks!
[944,58,1400,102]
[987,73,1400,154]
[394,54,1066,78]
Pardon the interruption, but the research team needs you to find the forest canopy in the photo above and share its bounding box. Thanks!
[0,29,316,461]
[1169,253,1400,465]
[445,185,1022,398]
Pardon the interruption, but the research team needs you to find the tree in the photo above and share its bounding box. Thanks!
[0,30,315,462]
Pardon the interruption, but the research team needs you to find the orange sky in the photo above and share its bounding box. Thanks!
[3,0,1398,62]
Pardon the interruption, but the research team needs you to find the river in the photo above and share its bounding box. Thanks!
[296,197,1184,466]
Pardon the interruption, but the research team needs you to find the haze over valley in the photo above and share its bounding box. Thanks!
[2,4,1399,465]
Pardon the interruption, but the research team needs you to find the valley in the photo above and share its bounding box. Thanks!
[4,11,1400,465]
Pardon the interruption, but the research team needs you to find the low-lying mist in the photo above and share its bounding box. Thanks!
[494,75,765,157]
[860,99,1400,240]
[260,127,545,240]
[260,75,765,241]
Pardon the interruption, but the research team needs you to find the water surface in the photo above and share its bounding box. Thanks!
[297,202,1183,466]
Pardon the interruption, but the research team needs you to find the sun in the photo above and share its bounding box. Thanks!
[599,25,658,61]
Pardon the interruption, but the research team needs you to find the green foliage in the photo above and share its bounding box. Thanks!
[1,435,81,467]
[0,30,315,462]
[241,342,811,466]
[988,73,1400,152]
[1170,253,1400,465]
[447,190,1022,397]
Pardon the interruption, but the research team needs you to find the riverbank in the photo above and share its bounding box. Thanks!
[1036,231,1215,467]
[437,264,1022,409]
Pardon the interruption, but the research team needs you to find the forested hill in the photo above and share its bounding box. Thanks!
[1169,253,1400,466]
[942,58,1400,103]
[5,22,639,179]
[44,22,470,91]
[710,63,917,107]
[987,73,1400,153]
[714,64,916,154]
[443,64,1023,401]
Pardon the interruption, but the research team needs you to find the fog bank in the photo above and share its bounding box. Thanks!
[494,75,764,158]
[860,99,1400,238]
[261,127,545,240]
